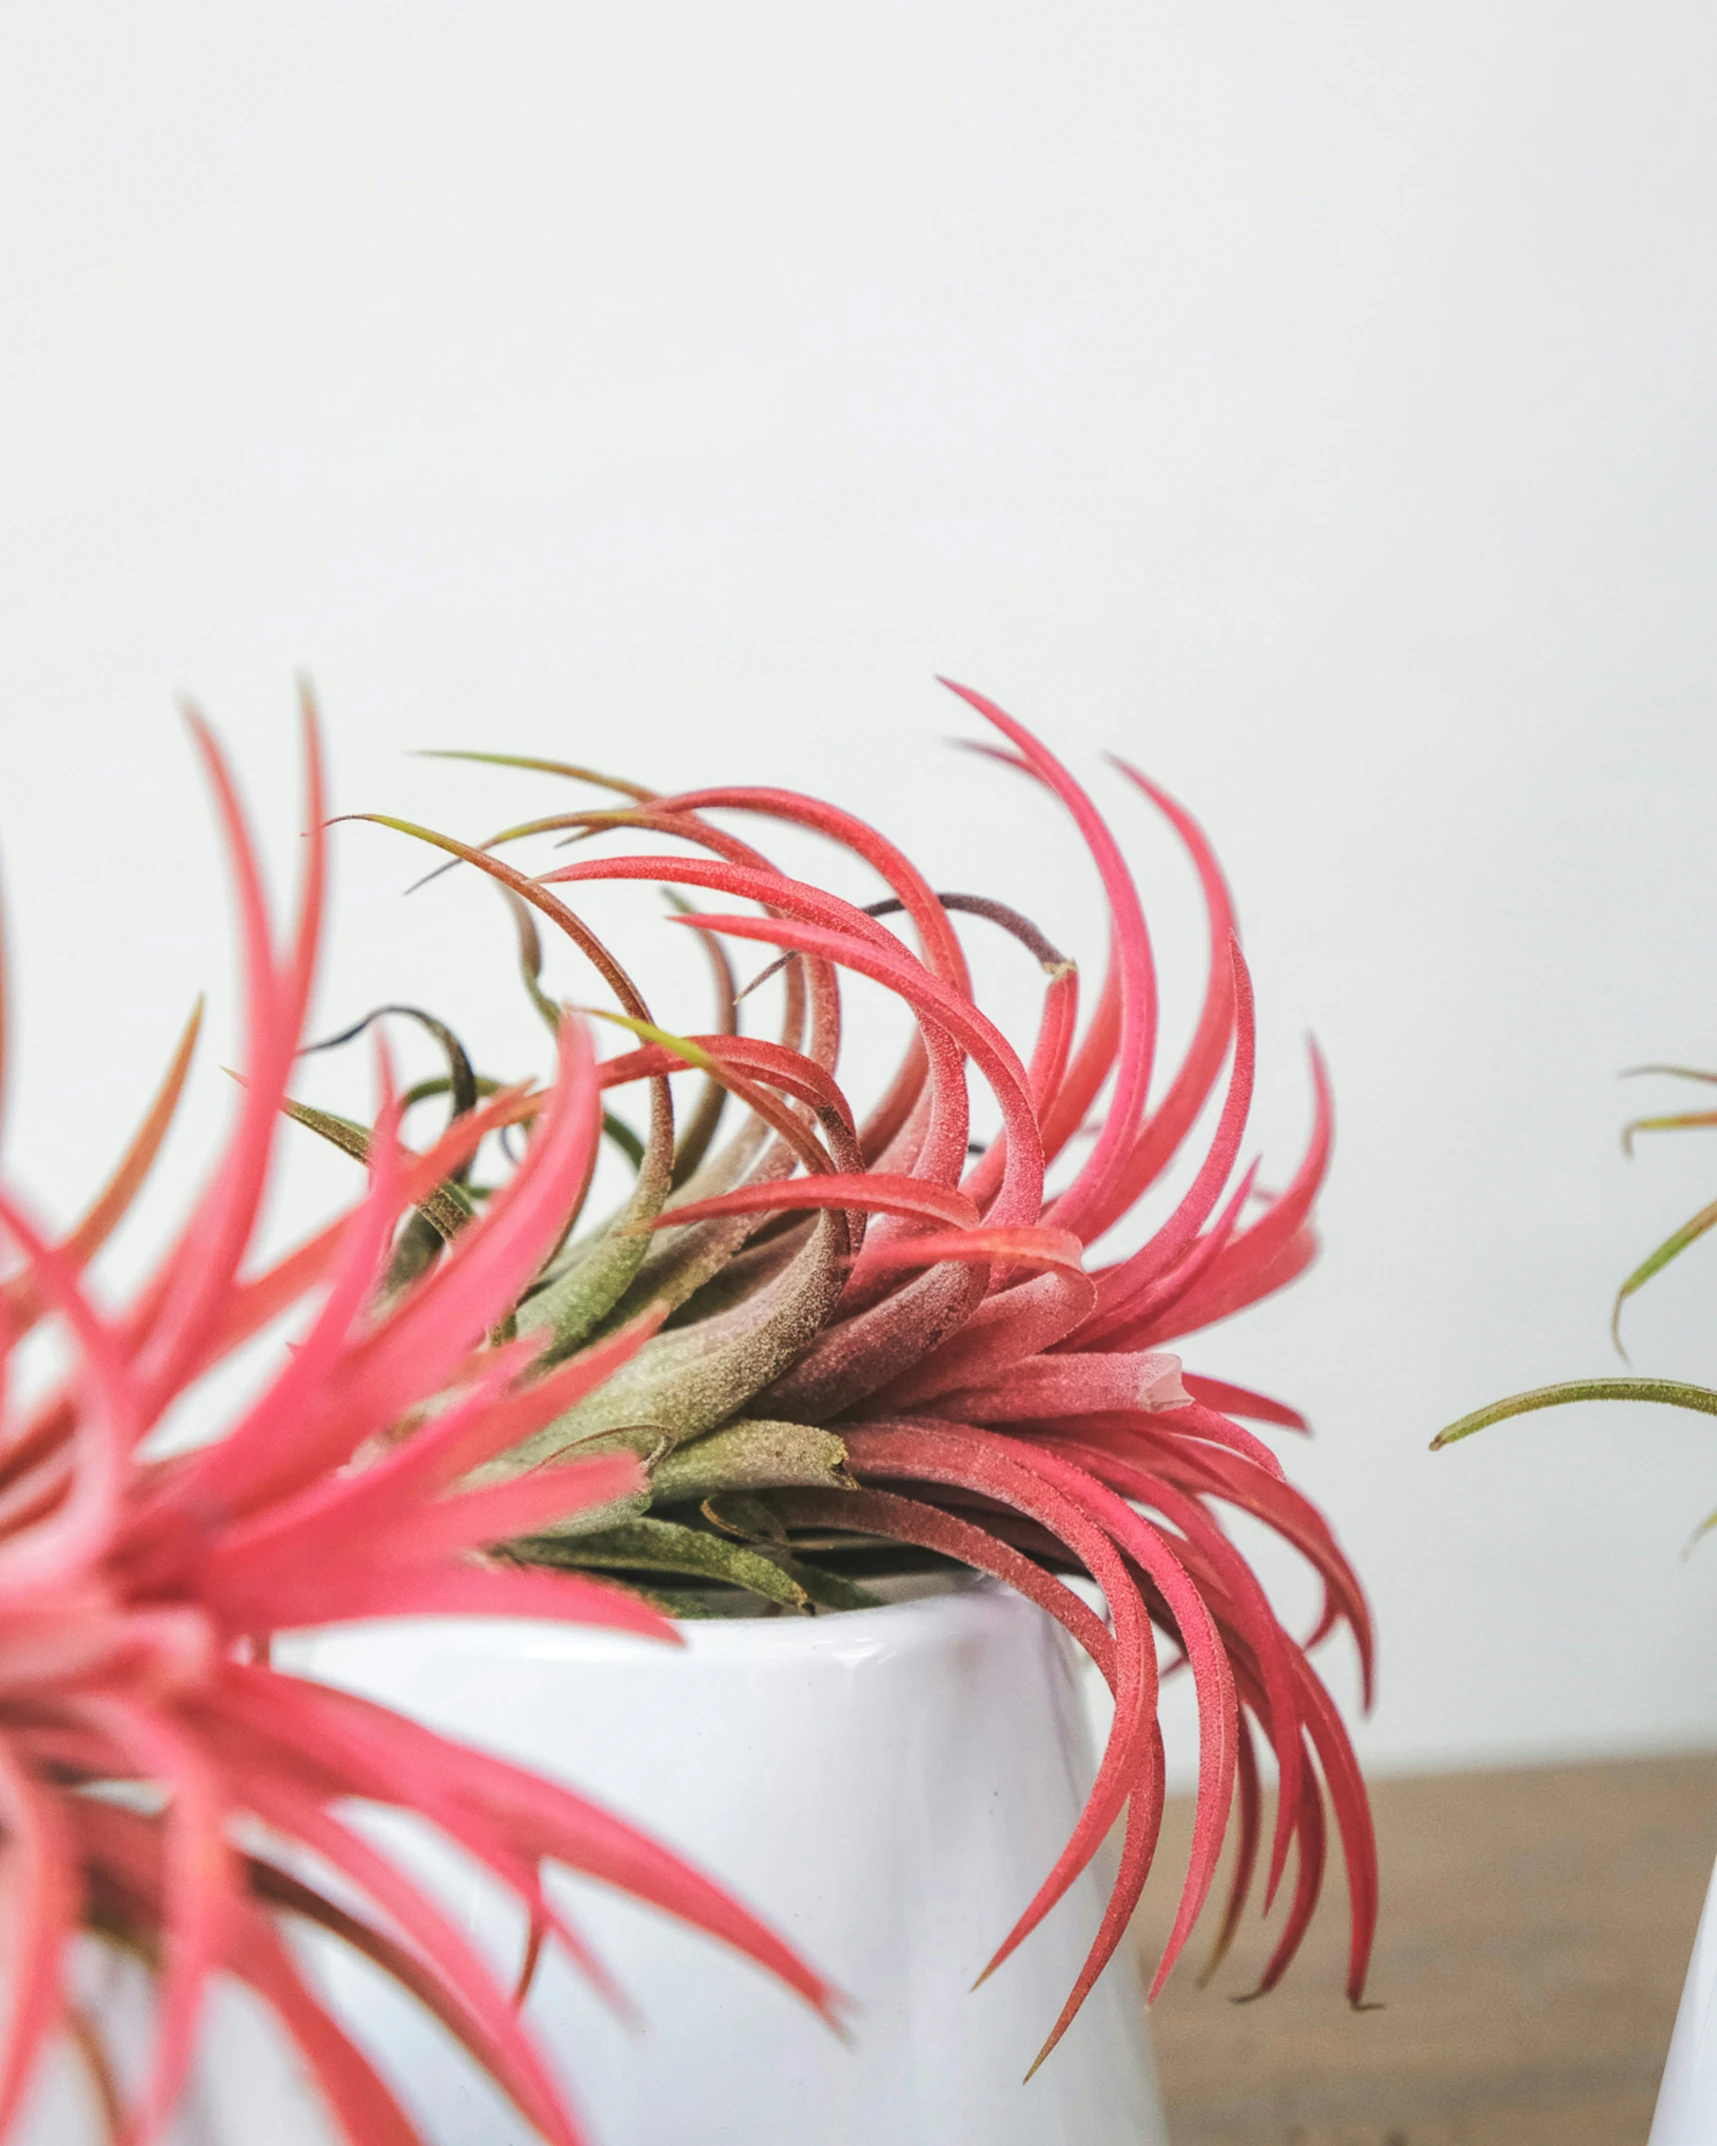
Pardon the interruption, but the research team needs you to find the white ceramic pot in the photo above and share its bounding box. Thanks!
[290,1575,1168,2146]
[1650,1851,1717,2141]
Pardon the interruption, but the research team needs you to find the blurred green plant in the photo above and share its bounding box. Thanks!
[1435,1064,1717,1470]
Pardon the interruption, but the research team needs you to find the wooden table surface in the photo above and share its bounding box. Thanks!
[1133,1752,1717,2146]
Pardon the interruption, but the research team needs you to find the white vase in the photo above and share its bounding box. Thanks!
[1651,1851,1717,2140]
[288,1575,1168,2146]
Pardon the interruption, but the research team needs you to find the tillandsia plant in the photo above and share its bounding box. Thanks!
[308,676,1379,2068]
[0,706,836,2146]
[1435,1061,1717,1468]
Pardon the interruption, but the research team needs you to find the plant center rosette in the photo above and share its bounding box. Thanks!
[322,678,1378,2065]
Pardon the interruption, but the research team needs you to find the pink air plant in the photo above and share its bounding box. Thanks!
[321,677,1379,2073]
[0,705,837,2145]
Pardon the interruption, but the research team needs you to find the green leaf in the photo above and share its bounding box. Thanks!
[401,1073,506,1110]
[772,1558,880,1613]
[521,1516,812,1611]
[650,1419,854,1504]
[500,886,568,1038]
[516,1085,674,1362]
[661,890,734,1190]
[512,1214,845,1460]
[1432,1376,1717,1449]
[1611,1195,1717,1349]
[287,1003,495,1291]
[579,1004,721,1077]
[302,1004,482,1167]
[281,1098,475,1242]
[1623,1063,1717,1085]
[414,748,653,801]
[600,1111,647,1170]
[700,1491,788,1542]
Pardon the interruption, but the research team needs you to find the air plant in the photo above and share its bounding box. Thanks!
[1436,1062,1717,1465]
[0,705,835,2146]
[313,677,1378,2070]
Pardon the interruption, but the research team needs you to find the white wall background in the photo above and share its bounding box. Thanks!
[3,1,1717,1780]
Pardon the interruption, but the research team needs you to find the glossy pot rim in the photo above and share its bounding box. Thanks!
[284,1567,1061,1670]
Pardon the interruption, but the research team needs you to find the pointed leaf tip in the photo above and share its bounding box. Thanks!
[1433,1376,1717,1448]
